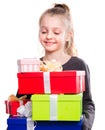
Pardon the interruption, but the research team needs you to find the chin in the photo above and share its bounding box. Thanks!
[45,47,56,52]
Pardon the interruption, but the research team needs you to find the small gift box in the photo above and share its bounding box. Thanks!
[34,117,83,130]
[17,70,85,94]
[31,94,82,121]
[5,100,30,115]
[7,116,35,130]
[17,58,40,72]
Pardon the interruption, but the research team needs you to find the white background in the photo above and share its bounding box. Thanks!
[0,0,105,129]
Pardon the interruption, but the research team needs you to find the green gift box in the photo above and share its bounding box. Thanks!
[31,94,82,121]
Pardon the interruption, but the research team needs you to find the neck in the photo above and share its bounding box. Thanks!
[43,52,71,65]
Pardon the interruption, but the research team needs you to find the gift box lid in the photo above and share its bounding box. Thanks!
[7,116,27,125]
[17,58,40,65]
[17,70,85,78]
[36,116,83,125]
[31,93,82,101]
[34,117,83,130]
[7,116,35,130]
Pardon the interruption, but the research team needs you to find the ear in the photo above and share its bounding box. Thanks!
[66,32,73,41]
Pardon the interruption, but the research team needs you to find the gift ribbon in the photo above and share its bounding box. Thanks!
[50,94,58,120]
[17,101,32,117]
[80,71,83,92]
[27,117,35,130]
[43,72,51,93]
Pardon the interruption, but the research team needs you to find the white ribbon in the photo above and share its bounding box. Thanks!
[43,72,51,93]
[79,71,85,92]
[50,94,58,120]
[17,101,32,117]
[79,71,82,92]
[27,117,35,130]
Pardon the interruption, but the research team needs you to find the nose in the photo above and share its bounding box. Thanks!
[46,31,53,39]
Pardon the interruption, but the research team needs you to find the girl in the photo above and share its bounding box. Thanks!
[38,3,95,130]
[16,3,95,130]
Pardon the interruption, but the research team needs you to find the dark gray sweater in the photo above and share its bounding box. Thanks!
[62,56,95,130]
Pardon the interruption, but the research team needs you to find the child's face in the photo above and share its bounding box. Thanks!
[39,14,69,53]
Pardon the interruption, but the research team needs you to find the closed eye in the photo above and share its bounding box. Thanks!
[54,32,60,35]
[41,31,47,34]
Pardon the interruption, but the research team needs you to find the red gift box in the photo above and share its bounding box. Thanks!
[17,70,85,94]
[5,100,29,115]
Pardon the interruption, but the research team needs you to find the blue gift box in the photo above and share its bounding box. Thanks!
[7,116,35,130]
[34,118,83,130]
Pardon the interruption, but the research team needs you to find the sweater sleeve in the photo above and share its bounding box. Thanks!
[82,64,95,130]
[16,91,32,99]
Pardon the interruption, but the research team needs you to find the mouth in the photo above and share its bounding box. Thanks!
[45,41,56,46]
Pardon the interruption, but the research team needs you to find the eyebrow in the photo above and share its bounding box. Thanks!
[40,26,61,30]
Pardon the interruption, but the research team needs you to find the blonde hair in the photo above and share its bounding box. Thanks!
[39,3,78,56]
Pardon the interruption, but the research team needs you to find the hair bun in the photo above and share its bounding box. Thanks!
[54,4,64,8]
[54,3,70,12]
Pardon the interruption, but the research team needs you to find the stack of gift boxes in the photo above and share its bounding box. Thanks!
[5,58,85,130]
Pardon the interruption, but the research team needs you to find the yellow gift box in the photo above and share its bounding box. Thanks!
[31,94,82,121]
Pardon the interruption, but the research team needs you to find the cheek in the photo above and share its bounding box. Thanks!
[60,34,67,43]
[39,33,43,42]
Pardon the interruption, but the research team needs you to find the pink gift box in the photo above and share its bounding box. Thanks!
[17,58,40,72]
